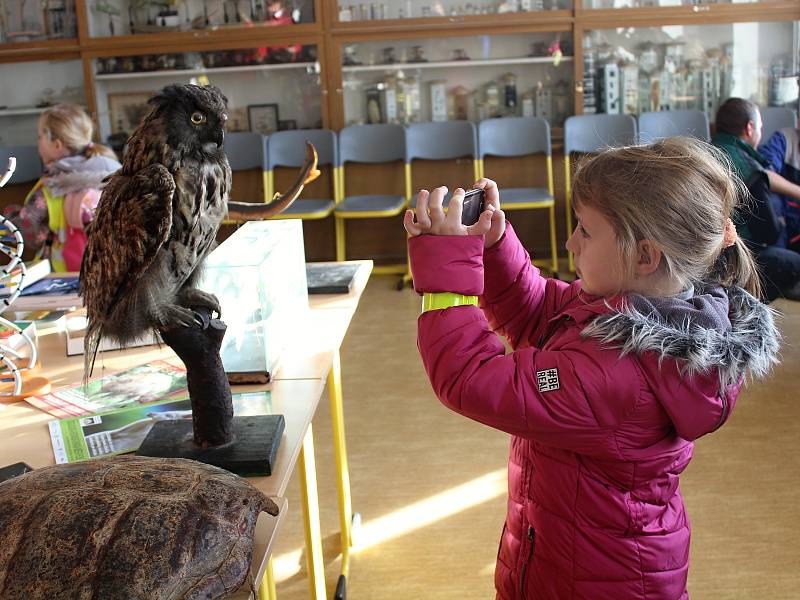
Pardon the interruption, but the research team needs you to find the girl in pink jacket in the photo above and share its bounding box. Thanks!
[405,137,780,600]
[5,104,120,271]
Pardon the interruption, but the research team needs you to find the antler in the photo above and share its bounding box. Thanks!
[226,142,321,222]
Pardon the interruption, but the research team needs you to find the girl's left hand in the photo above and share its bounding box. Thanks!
[403,186,494,237]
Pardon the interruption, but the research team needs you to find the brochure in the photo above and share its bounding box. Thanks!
[48,391,273,464]
[26,361,187,418]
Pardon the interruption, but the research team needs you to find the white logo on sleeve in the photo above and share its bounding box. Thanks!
[536,368,560,392]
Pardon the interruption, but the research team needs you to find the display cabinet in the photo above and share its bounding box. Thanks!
[582,0,787,8]
[0,58,86,146]
[83,0,316,39]
[339,32,574,129]
[0,0,78,44]
[88,41,323,152]
[336,0,572,21]
[581,21,799,121]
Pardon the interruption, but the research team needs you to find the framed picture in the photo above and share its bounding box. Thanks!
[278,119,297,131]
[248,103,279,135]
[107,91,153,135]
[227,107,250,133]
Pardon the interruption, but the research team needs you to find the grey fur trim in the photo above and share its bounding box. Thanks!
[43,171,110,196]
[581,286,781,387]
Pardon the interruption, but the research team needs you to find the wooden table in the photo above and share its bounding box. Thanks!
[0,260,373,600]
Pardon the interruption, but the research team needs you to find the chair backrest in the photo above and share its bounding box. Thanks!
[339,123,405,165]
[0,145,42,185]
[478,117,551,158]
[224,132,268,172]
[638,110,710,143]
[760,106,798,144]
[267,129,338,169]
[564,114,637,155]
[405,121,478,162]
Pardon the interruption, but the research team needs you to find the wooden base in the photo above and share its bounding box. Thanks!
[136,415,285,476]
[0,375,51,403]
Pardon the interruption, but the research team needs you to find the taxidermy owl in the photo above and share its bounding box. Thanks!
[80,84,318,376]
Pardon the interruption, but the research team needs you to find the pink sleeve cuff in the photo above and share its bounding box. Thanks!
[408,234,485,296]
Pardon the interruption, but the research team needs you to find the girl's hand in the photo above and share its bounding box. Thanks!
[472,178,505,248]
[404,186,494,238]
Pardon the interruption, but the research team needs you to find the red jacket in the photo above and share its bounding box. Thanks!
[409,225,779,600]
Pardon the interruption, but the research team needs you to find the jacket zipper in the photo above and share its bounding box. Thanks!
[519,526,535,599]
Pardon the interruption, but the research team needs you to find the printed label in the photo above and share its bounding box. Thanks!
[536,368,560,393]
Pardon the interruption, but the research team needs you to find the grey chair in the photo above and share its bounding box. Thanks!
[638,110,710,142]
[223,132,269,223]
[478,117,558,273]
[563,114,637,271]
[334,123,409,264]
[760,106,798,145]
[0,145,43,186]
[405,120,480,210]
[266,129,339,221]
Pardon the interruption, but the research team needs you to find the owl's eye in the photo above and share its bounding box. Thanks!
[190,112,207,125]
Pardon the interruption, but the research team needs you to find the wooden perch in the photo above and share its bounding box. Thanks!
[226,141,321,222]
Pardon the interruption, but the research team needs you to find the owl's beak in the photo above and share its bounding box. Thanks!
[213,128,225,148]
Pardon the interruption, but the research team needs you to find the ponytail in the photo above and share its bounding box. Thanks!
[84,141,118,161]
[706,238,762,299]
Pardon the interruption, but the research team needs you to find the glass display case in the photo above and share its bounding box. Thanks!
[341,32,573,128]
[583,0,784,7]
[582,21,799,120]
[85,0,315,38]
[0,59,86,146]
[91,43,323,152]
[0,0,77,43]
[336,0,571,21]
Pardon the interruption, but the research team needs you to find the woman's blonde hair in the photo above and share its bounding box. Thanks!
[39,104,117,161]
[572,136,761,298]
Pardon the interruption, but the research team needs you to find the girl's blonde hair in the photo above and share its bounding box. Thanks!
[572,136,761,298]
[39,104,117,161]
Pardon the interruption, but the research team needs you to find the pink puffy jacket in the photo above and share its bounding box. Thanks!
[409,224,778,600]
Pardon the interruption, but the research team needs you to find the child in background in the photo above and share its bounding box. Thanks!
[404,138,780,599]
[5,104,120,271]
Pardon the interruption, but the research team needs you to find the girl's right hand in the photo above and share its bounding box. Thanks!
[472,178,505,248]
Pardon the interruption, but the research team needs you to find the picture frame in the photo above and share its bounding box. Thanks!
[227,107,250,133]
[248,103,280,135]
[107,91,153,136]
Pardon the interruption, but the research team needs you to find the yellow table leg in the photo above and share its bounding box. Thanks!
[298,425,326,600]
[328,350,353,598]
[258,556,278,600]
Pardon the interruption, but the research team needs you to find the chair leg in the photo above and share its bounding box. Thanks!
[548,204,559,275]
[335,216,346,262]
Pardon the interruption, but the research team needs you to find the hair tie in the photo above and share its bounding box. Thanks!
[723,217,738,248]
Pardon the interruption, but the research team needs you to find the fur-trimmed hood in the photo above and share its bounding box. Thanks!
[581,284,780,439]
[43,154,120,196]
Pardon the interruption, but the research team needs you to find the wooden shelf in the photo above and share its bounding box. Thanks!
[0,107,49,117]
[94,61,319,81]
[342,56,574,74]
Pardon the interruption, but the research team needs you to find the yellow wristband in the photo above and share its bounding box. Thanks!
[422,292,479,313]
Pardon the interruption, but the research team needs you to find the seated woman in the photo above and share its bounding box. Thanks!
[712,97,800,302]
[4,104,120,272]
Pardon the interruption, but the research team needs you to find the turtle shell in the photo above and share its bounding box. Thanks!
[0,455,278,599]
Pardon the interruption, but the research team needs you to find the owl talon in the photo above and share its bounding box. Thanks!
[157,305,202,331]
[178,288,222,318]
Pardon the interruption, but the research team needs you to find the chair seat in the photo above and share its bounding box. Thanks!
[335,194,407,217]
[499,187,554,208]
[277,198,335,219]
